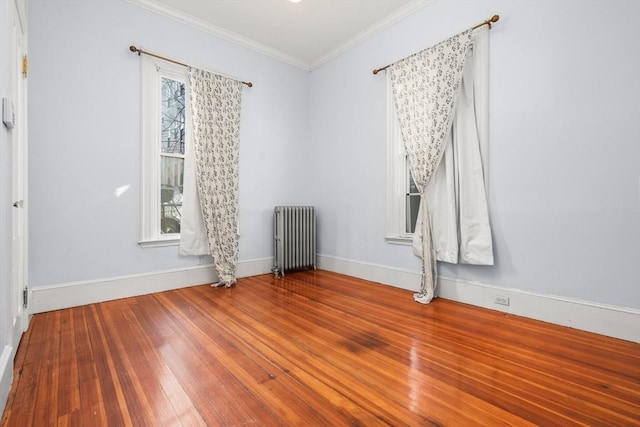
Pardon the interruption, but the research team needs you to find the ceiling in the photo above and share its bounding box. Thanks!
[130,0,431,70]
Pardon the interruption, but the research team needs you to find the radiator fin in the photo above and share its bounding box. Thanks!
[273,206,316,277]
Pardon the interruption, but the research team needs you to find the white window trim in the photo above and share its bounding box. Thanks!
[384,72,413,245]
[139,55,190,247]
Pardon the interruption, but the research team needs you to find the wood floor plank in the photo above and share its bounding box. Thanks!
[2,270,639,426]
[234,276,539,425]
[185,283,421,426]
[131,296,224,425]
[284,272,638,420]
[72,306,109,427]
[133,289,279,426]
[242,278,544,422]
[33,311,60,427]
[153,290,328,425]
[56,309,80,423]
[120,298,208,427]
[95,300,174,426]
[84,304,131,426]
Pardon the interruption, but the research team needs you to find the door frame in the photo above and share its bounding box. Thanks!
[9,0,29,352]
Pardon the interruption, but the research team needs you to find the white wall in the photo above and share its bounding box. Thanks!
[28,0,310,288]
[310,0,640,310]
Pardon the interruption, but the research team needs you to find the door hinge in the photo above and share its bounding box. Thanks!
[23,288,28,308]
[22,55,28,78]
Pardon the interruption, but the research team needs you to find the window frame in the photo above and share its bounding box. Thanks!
[139,55,190,247]
[384,73,415,245]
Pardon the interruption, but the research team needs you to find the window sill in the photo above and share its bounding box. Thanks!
[139,236,180,248]
[385,236,413,246]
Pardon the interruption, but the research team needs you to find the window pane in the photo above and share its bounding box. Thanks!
[409,171,419,194]
[160,156,183,234]
[161,78,185,155]
[406,162,420,234]
[406,194,420,234]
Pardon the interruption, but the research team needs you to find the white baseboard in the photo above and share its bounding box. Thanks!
[236,257,274,278]
[30,254,640,343]
[436,276,640,343]
[0,345,13,420]
[318,254,640,343]
[318,254,422,291]
[31,258,273,314]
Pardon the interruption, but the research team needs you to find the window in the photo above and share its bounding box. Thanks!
[385,73,418,243]
[385,30,490,246]
[140,56,190,246]
[160,78,185,234]
[406,170,420,234]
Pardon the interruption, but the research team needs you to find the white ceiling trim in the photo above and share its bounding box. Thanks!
[127,0,431,71]
[309,0,432,70]
[127,0,310,70]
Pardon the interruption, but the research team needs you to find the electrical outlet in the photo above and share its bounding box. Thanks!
[495,294,510,306]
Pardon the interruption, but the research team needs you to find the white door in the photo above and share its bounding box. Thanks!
[9,0,29,349]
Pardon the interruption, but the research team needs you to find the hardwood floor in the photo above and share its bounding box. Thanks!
[2,270,639,426]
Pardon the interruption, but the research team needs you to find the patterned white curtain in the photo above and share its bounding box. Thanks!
[414,27,494,266]
[389,29,473,304]
[188,67,243,287]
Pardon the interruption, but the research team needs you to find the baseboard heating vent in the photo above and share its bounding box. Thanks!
[273,206,316,277]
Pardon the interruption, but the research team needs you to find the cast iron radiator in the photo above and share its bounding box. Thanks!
[273,206,316,277]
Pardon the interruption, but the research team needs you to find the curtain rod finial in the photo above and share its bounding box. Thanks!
[129,45,140,55]
[372,65,390,75]
[491,15,499,23]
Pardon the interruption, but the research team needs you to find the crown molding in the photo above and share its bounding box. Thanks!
[310,0,433,70]
[127,0,310,70]
[127,0,431,72]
